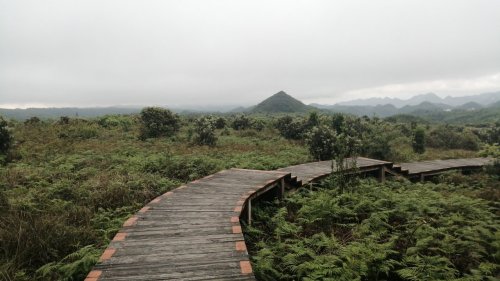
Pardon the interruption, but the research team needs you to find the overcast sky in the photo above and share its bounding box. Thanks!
[1,0,499,108]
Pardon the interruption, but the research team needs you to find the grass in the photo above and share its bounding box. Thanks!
[0,114,489,280]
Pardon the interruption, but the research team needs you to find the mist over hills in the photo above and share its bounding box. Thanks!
[332,91,500,107]
[1,91,499,124]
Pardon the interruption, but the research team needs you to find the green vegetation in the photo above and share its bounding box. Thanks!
[412,127,425,154]
[0,114,310,280]
[252,91,313,113]
[244,172,499,280]
[0,117,11,157]
[0,106,498,280]
[193,116,218,146]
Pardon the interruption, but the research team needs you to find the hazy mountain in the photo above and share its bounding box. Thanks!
[335,91,500,108]
[251,91,311,113]
[456,102,483,110]
[310,104,399,117]
[399,101,452,114]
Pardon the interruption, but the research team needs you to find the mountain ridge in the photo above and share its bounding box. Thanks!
[334,91,500,108]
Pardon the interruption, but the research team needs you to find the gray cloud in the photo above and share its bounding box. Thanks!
[1,0,500,108]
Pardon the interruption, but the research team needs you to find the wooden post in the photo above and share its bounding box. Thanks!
[279,178,285,200]
[378,166,386,183]
[420,173,425,182]
[247,199,252,226]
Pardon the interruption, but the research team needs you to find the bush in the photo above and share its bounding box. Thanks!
[58,124,100,140]
[231,115,251,130]
[252,119,266,131]
[143,154,221,181]
[412,127,426,154]
[97,115,134,130]
[139,107,180,139]
[427,126,480,151]
[0,116,12,155]
[24,117,41,125]
[275,116,305,140]
[193,116,218,146]
[331,113,345,133]
[305,125,337,161]
[214,117,226,129]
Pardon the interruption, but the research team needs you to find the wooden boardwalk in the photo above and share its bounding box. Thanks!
[87,169,290,281]
[394,157,493,180]
[278,157,392,184]
[86,157,493,280]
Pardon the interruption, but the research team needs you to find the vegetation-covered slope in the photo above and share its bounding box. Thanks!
[252,91,312,113]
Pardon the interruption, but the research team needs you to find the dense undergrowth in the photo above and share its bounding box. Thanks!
[0,116,309,280]
[0,112,497,280]
[244,171,500,281]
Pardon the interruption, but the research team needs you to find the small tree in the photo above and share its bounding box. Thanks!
[306,112,320,128]
[214,117,226,129]
[231,115,251,130]
[24,116,41,125]
[306,125,337,161]
[0,117,12,156]
[252,119,265,131]
[276,116,305,140]
[139,107,180,139]
[331,113,345,134]
[413,127,426,154]
[194,116,217,146]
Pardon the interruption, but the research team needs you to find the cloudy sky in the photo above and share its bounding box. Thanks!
[1,0,499,108]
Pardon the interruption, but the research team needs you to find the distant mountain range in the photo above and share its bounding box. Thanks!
[328,91,500,108]
[1,91,499,124]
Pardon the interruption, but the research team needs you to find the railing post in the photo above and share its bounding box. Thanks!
[279,178,285,200]
[378,166,386,183]
[247,199,252,226]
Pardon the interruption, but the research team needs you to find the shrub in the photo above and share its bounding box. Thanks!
[427,126,480,151]
[275,116,305,140]
[305,125,337,161]
[214,117,226,129]
[58,124,100,140]
[412,127,426,154]
[59,116,70,125]
[139,107,180,139]
[24,117,41,125]
[193,116,218,146]
[143,154,221,181]
[305,112,320,129]
[0,116,12,155]
[97,115,134,130]
[252,119,266,131]
[231,115,252,130]
[331,113,345,133]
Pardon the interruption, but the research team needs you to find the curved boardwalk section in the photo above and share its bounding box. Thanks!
[87,157,493,280]
[87,169,290,281]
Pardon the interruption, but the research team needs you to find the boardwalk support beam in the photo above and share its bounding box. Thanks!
[279,178,285,199]
[247,199,252,226]
[378,166,386,183]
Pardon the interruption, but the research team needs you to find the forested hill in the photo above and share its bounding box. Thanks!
[251,91,313,113]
